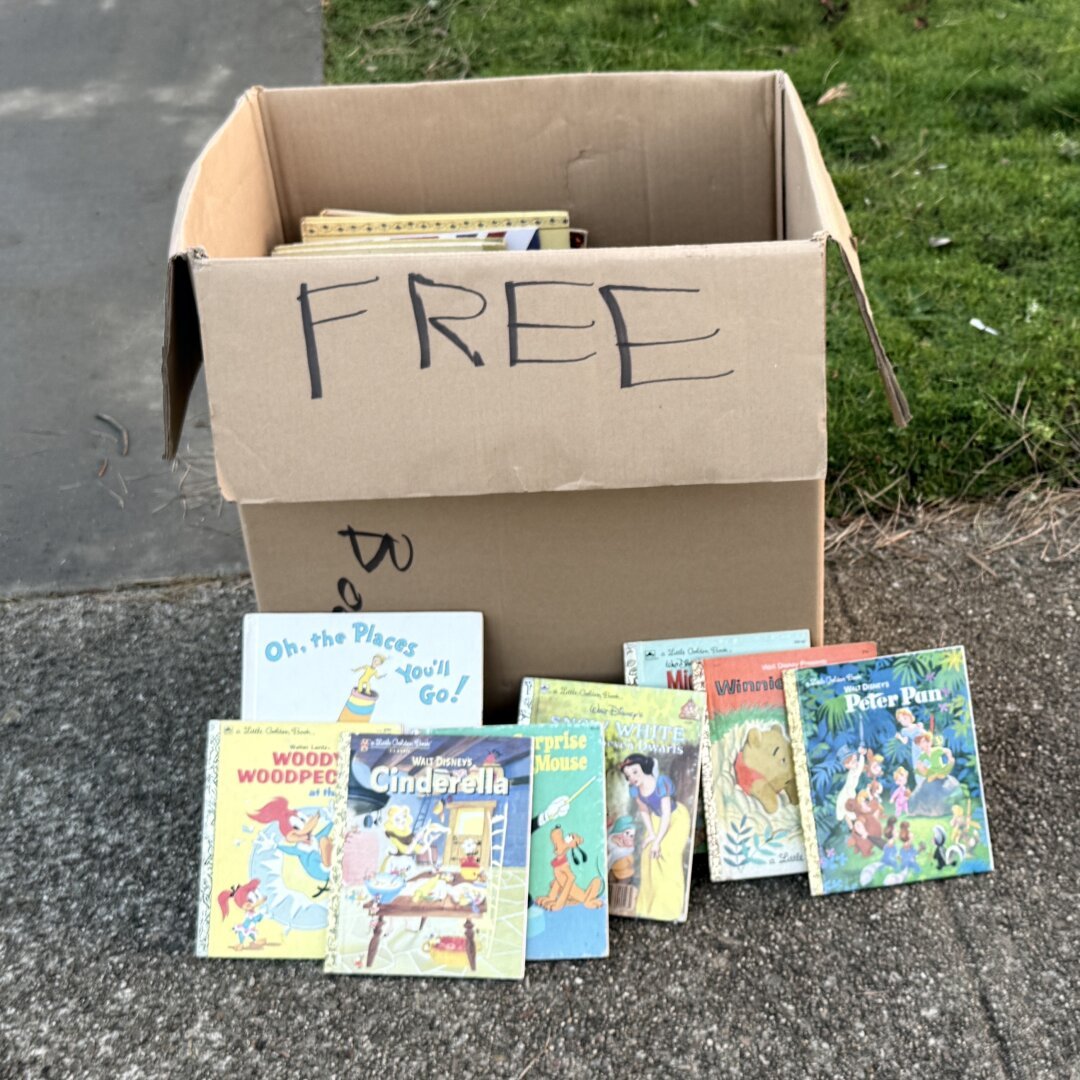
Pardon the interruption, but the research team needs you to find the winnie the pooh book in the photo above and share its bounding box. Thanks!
[692,643,876,883]
[784,647,993,896]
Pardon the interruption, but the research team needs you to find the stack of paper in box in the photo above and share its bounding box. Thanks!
[271,209,587,258]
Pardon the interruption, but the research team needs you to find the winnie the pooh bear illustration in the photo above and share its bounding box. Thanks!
[732,725,800,814]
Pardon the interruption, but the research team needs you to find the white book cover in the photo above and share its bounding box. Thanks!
[242,613,484,728]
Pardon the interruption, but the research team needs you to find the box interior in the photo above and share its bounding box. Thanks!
[180,72,823,259]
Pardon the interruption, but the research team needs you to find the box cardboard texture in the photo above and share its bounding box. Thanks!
[163,72,909,713]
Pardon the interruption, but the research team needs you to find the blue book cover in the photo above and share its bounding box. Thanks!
[435,722,609,962]
[624,629,812,690]
[784,647,994,897]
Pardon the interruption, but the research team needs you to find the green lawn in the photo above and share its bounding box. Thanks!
[325,0,1080,515]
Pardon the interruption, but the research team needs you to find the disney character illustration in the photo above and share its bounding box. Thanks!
[835,749,865,829]
[890,767,911,816]
[218,878,266,949]
[536,826,604,912]
[932,824,965,871]
[732,725,799,814]
[380,803,447,879]
[621,753,691,921]
[950,801,982,851]
[607,815,637,883]
[249,797,334,897]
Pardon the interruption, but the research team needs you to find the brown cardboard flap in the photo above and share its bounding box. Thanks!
[191,240,828,505]
[162,252,202,459]
[781,75,911,428]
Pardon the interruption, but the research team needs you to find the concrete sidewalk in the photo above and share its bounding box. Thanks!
[1,511,1077,1078]
[0,0,320,596]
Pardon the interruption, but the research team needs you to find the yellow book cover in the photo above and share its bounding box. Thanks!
[196,720,396,959]
[299,211,571,249]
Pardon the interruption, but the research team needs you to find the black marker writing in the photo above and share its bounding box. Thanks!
[505,280,597,366]
[297,277,380,398]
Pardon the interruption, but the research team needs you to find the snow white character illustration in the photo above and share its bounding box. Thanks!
[620,753,691,921]
[249,797,333,897]
[218,878,266,949]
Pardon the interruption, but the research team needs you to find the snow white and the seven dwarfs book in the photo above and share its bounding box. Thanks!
[784,647,993,897]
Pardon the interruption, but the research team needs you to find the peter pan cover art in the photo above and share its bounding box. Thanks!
[196,722,342,959]
[324,732,532,979]
[693,642,876,883]
[520,679,703,924]
[784,647,993,896]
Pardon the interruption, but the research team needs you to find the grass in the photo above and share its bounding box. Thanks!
[324,0,1080,516]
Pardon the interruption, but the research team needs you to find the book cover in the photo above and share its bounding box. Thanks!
[784,647,994,896]
[623,629,812,689]
[196,721,343,959]
[324,731,533,978]
[436,722,609,961]
[692,642,877,883]
[300,211,571,249]
[241,613,484,728]
[519,678,704,924]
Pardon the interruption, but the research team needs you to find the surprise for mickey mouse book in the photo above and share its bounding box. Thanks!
[324,731,533,979]
[692,643,877,883]
[519,678,703,924]
[436,723,609,962]
[241,613,483,727]
[197,721,345,959]
[783,647,993,897]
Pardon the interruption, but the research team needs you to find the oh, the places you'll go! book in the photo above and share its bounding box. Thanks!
[519,679,704,924]
[197,721,347,959]
[784,647,993,897]
[324,731,533,979]
[692,642,877,883]
[623,629,811,690]
[241,613,484,727]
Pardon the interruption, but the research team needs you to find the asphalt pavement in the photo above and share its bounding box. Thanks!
[0,0,319,596]
[1,509,1077,1079]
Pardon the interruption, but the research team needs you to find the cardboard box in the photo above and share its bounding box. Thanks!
[163,72,908,713]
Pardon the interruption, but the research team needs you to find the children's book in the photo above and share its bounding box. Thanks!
[197,721,346,959]
[519,678,704,924]
[324,731,533,979]
[692,642,877,883]
[623,629,812,690]
[783,647,993,896]
[241,612,484,728]
[300,211,572,249]
[439,722,609,961]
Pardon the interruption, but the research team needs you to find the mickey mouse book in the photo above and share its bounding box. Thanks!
[623,629,811,690]
[692,642,877,883]
[436,722,609,961]
[784,647,993,896]
[324,731,533,979]
[519,679,704,924]
[241,613,484,728]
[197,722,344,959]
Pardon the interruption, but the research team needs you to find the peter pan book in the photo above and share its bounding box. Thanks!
[692,642,877,883]
[519,678,704,924]
[783,647,993,897]
[197,721,345,959]
[324,731,533,979]
[241,613,484,728]
[623,629,811,690]
[439,723,608,962]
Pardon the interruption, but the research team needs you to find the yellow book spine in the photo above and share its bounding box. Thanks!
[783,670,824,897]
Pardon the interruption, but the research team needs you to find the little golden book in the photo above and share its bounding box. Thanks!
[520,679,704,924]
[784,647,993,897]
[197,722,344,959]
[324,731,532,979]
